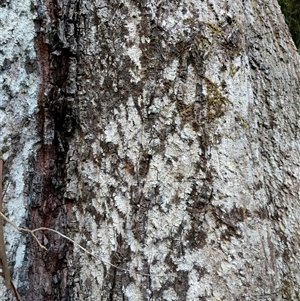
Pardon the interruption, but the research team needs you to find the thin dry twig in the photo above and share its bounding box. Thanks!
[0,212,47,251]
[0,160,23,301]
[0,160,10,287]
[0,163,167,287]
[0,211,168,278]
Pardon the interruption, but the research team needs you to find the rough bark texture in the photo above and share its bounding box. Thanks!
[0,0,39,298]
[1,0,300,300]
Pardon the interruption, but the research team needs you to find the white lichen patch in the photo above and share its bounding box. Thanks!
[187,270,212,299]
[103,121,120,144]
[64,0,300,300]
[163,59,179,81]
[114,193,131,216]
[124,282,143,301]
[0,0,39,296]
[162,288,179,301]
[127,45,142,70]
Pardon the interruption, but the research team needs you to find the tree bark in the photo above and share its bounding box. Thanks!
[1,0,300,300]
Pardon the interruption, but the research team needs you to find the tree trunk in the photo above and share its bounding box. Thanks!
[1,0,300,300]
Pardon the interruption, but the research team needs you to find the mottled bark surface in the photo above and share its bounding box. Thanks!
[0,0,39,298]
[1,0,300,300]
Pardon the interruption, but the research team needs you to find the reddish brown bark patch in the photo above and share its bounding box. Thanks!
[27,2,75,300]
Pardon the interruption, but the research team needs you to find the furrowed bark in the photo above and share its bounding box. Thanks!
[1,1,300,300]
[27,1,76,300]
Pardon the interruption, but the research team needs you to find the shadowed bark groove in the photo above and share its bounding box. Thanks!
[27,0,77,300]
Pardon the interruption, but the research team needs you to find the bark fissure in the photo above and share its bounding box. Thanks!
[28,0,78,299]
[1,0,300,300]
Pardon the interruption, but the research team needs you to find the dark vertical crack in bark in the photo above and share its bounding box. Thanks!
[27,0,77,300]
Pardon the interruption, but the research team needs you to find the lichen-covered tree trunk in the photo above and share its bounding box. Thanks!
[1,0,300,300]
